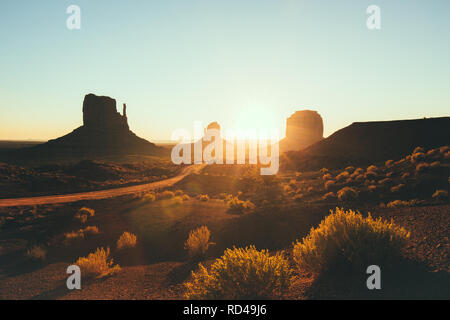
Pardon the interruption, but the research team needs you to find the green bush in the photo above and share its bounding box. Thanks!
[293,208,410,274]
[185,246,291,299]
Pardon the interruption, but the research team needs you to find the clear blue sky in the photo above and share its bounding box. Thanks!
[1,0,449,141]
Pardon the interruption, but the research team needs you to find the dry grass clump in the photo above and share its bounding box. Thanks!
[385,159,394,168]
[74,207,95,224]
[391,184,405,193]
[184,246,291,299]
[322,192,335,200]
[337,187,358,201]
[182,194,191,201]
[142,193,156,202]
[64,226,99,245]
[320,168,329,174]
[75,247,120,278]
[185,226,215,260]
[158,190,175,199]
[378,177,392,185]
[336,171,349,181]
[26,245,47,261]
[416,162,430,173]
[226,196,255,214]
[432,189,448,200]
[324,180,335,190]
[117,231,137,250]
[322,173,332,181]
[174,190,184,196]
[293,208,410,274]
[386,200,418,208]
[197,194,210,202]
[411,152,426,163]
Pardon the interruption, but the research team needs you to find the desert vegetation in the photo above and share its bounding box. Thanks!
[184,246,291,299]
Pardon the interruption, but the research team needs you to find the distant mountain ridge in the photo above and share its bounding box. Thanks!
[282,117,450,170]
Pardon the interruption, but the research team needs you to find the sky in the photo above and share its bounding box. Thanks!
[1,0,449,141]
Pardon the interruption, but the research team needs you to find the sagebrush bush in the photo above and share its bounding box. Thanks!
[117,231,137,250]
[226,196,255,214]
[26,245,47,261]
[142,193,156,202]
[197,194,210,202]
[432,189,448,200]
[324,180,335,190]
[386,200,418,208]
[75,247,120,278]
[158,190,175,199]
[391,184,405,193]
[185,246,291,299]
[75,207,95,224]
[322,173,332,181]
[64,226,99,245]
[337,187,358,201]
[185,226,214,259]
[336,171,349,181]
[293,208,410,274]
[322,192,335,200]
[385,160,394,168]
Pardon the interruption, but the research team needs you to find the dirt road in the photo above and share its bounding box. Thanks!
[0,165,203,207]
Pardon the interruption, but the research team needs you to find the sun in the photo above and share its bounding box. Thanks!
[232,104,283,139]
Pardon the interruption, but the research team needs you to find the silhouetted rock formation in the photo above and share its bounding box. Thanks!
[282,117,450,171]
[82,94,129,130]
[10,94,166,160]
[280,110,324,152]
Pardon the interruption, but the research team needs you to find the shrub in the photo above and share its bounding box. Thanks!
[64,226,99,245]
[226,197,255,214]
[182,194,191,201]
[75,247,120,278]
[142,193,156,202]
[320,168,329,174]
[411,152,426,163]
[83,225,99,235]
[185,246,291,299]
[391,184,405,193]
[322,173,332,181]
[378,177,392,185]
[185,226,214,260]
[385,160,394,168]
[158,190,175,199]
[324,180,335,190]
[322,192,335,200]
[345,166,355,173]
[416,162,430,173]
[197,194,210,202]
[413,146,425,154]
[401,172,410,180]
[117,231,137,250]
[26,245,47,261]
[336,171,349,181]
[75,207,95,224]
[337,187,358,201]
[367,165,378,173]
[432,189,448,200]
[386,200,418,208]
[293,208,410,274]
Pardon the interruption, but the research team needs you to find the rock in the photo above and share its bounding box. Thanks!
[19,93,166,159]
[280,110,324,152]
[82,93,128,130]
